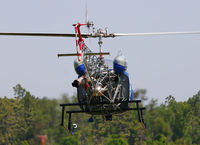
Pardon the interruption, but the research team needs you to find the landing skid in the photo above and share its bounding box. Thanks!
[60,100,146,134]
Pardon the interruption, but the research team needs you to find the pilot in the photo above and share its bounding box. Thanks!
[113,55,133,101]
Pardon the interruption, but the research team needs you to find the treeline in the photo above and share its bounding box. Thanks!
[0,84,200,145]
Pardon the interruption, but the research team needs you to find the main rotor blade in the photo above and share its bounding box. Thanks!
[113,31,200,37]
[0,32,92,38]
[1,31,200,38]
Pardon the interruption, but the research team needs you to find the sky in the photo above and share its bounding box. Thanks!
[0,0,200,104]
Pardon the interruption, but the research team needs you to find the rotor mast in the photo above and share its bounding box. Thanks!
[96,27,109,58]
[98,34,103,58]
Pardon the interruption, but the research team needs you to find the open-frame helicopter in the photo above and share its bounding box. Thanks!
[1,19,200,134]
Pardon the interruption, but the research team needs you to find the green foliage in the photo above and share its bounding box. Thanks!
[0,84,200,144]
[58,133,80,145]
[21,140,30,145]
[107,137,128,145]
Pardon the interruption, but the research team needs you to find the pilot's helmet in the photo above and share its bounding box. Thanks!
[113,55,127,73]
[74,59,85,76]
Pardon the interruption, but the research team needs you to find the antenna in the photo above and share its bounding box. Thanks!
[85,0,93,31]
[85,0,88,24]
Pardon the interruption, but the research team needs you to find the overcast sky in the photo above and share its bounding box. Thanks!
[0,0,200,103]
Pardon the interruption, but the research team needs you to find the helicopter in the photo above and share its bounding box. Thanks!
[57,22,200,134]
[1,19,200,134]
[0,20,147,134]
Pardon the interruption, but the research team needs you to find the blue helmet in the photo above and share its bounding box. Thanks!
[74,59,85,76]
[113,55,127,73]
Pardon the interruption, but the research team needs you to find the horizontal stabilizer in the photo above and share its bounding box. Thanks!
[58,52,110,57]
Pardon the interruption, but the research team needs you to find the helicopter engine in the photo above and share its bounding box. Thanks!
[72,45,130,116]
